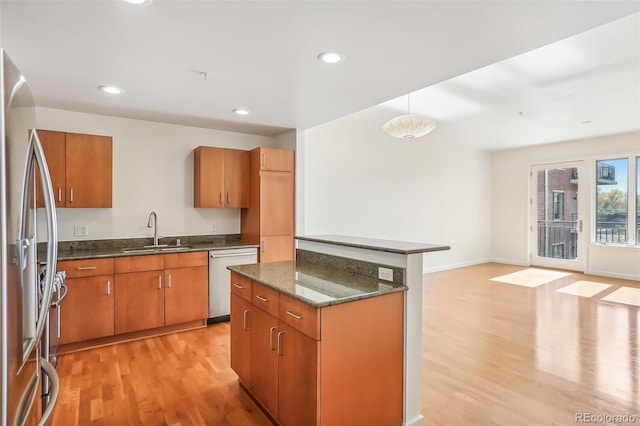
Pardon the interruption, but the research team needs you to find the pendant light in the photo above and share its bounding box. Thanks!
[383,93,436,139]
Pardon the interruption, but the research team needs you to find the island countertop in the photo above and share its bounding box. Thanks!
[228,260,408,308]
[296,234,450,254]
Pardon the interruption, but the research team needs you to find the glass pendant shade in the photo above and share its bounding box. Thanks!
[383,114,436,139]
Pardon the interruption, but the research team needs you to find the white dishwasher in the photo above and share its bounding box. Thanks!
[208,247,258,322]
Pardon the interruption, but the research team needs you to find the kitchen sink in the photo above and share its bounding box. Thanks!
[122,246,193,254]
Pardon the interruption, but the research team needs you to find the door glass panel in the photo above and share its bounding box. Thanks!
[536,167,579,260]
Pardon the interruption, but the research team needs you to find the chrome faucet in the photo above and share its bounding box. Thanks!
[147,211,159,247]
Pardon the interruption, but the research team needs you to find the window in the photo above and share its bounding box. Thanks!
[553,192,564,220]
[595,156,638,246]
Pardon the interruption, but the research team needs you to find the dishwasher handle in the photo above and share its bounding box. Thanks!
[210,252,257,259]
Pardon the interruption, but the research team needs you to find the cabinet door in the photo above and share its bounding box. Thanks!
[259,148,294,172]
[35,129,66,208]
[230,293,252,386]
[59,275,114,344]
[251,308,279,418]
[224,149,249,208]
[259,235,294,263]
[65,133,112,207]
[194,146,225,208]
[164,266,208,326]
[115,270,165,334]
[278,322,318,426]
[261,171,294,236]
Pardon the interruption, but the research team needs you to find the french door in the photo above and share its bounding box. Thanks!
[530,161,587,271]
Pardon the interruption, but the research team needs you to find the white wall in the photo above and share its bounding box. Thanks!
[491,131,640,280]
[302,106,492,273]
[36,107,282,241]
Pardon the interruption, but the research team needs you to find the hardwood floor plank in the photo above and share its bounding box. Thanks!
[51,262,638,425]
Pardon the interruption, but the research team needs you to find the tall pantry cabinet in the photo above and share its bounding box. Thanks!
[241,147,295,262]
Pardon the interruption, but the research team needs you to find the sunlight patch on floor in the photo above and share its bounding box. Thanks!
[489,268,572,287]
[602,287,640,307]
[555,280,613,298]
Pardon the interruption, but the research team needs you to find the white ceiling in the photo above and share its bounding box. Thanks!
[1,1,639,147]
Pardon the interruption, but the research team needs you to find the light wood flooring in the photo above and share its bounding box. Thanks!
[51,263,639,425]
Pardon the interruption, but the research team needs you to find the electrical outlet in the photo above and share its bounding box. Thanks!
[378,267,393,282]
[211,223,217,232]
[74,225,89,237]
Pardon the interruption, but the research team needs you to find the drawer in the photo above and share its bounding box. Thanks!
[115,255,164,274]
[230,272,252,301]
[279,293,320,340]
[164,251,207,269]
[251,282,279,317]
[58,258,114,278]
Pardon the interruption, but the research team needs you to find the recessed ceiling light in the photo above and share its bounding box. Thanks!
[124,0,152,4]
[233,108,250,116]
[99,85,124,94]
[318,52,344,64]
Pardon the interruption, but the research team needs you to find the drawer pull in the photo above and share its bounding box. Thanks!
[167,273,172,288]
[158,275,162,289]
[277,331,284,355]
[233,283,245,289]
[219,192,223,204]
[255,295,269,303]
[286,310,303,320]
[269,326,277,350]
[227,192,231,204]
[243,310,250,331]
[57,188,62,202]
[76,266,96,271]
[106,280,111,295]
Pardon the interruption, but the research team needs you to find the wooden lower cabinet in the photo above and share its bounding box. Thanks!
[259,235,294,263]
[115,270,165,334]
[230,273,404,426]
[57,258,115,345]
[250,307,279,418]
[165,266,208,326]
[60,274,114,344]
[230,293,252,387]
[277,321,318,426]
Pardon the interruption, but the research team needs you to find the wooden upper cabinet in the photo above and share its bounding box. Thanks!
[258,147,294,172]
[36,130,66,208]
[65,133,113,208]
[261,171,295,236]
[194,146,249,208]
[35,129,113,208]
[241,147,295,262]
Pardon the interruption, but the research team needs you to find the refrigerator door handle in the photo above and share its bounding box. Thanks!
[38,357,60,426]
[14,372,39,426]
[21,129,59,347]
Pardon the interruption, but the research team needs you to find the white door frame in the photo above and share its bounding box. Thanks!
[529,161,588,272]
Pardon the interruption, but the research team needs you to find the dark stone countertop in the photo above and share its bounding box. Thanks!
[55,241,259,261]
[296,234,450,255]
[43,235,259,262]
[228,261,408,308]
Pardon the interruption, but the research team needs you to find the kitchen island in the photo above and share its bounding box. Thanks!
[229,235,450,426]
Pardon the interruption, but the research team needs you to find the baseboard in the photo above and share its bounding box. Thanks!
[422,258,492,274]
[488,258,530,267]
[585,269,640,281]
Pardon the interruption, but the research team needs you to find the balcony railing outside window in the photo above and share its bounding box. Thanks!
[537,220,578,259]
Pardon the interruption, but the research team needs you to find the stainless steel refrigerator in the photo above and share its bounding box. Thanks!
[1,50,61,425]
